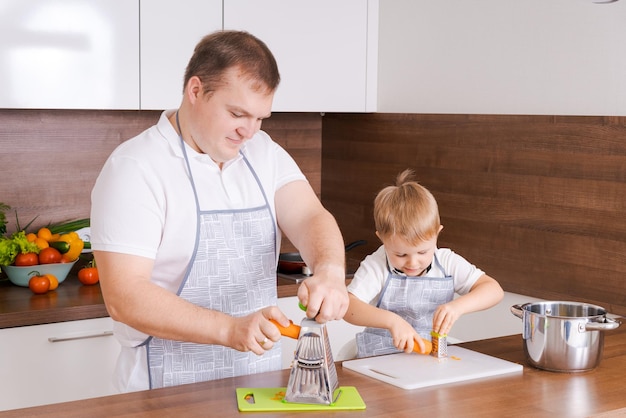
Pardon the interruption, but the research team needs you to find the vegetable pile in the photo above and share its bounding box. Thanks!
[0,204,96,293]
[24,227,84,264]
[0,231,38,267]
[1,222,88,268]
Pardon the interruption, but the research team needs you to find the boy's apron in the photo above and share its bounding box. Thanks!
[143,115,281,389]
[355,254,454,358]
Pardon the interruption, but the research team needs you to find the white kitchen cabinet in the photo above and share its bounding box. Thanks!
[224,0,378,112]
[139,0,222,110]
[0,0,139,110]
[377,0,626,116]
[1,0,378,112]
[0,317,119,411]
[449,292,544,343]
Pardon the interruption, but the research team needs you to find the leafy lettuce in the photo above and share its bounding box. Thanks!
[0,231,39,267]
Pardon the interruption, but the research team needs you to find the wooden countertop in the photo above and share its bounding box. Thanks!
[3,323,625,417]
[0,273,301,329]
[0,257,108,328]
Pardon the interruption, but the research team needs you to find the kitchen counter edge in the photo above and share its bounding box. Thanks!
[0,276,348,329]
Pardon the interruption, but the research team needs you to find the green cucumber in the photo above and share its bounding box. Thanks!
[49,241,70,254]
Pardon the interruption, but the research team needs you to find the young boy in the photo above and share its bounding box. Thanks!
[344,169,504,358]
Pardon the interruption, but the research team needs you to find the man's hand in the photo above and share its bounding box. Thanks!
[225,306,291,355]
[297,267,349,323]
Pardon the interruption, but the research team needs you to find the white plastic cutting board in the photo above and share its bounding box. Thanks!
[342,346,522,390]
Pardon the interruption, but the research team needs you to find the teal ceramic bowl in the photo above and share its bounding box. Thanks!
[2,260,77,287]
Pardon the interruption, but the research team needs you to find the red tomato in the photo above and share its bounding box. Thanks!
[78,267,99,285]
[15,252,39,266]
[28,275,50,295]
[38,247,63,264]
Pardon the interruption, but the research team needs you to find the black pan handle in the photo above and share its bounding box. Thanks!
[279,240,366,262]
[345,240,367,252]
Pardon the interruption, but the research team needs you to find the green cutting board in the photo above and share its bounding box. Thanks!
[235,386,366,412]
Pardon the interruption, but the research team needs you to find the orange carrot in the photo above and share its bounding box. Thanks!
[413,338,433,355]
[270,319,301,339]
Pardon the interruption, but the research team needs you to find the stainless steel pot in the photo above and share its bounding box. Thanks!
[510,301,620,372]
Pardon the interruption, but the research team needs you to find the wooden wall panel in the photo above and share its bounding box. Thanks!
[262,113,322,196]
[0,110,161,231]
[322,113,626,315]
[0,110,321,237]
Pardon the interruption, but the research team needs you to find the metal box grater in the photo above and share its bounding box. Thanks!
[284,319,339,404]
[430,331,448,358]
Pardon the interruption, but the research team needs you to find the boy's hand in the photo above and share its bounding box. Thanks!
[433,302,462,335]
[389,316,423,353]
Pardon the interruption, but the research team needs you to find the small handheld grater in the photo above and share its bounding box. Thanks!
[284,319,339,404]
[430,330,448,358]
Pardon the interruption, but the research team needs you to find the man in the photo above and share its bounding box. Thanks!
[91,30,348,392]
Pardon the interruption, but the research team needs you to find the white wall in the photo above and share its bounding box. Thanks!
[377,0,626,115]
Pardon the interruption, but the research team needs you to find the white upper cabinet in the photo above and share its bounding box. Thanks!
[224,0,378,112]
[377,0,626,116]
[139,0,222,110]
[0,0,377,111]
[0,0,139,110]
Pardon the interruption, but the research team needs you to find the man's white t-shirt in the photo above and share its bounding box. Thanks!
[90,110,306,391]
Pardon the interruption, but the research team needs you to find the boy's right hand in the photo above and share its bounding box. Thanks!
[389,317,425,353]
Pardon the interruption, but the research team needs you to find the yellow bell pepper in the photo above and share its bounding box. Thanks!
[56,233,84,262]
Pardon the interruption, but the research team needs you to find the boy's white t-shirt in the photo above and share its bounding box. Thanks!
[347,245,485,305]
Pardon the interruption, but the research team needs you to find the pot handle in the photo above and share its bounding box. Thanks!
[584,316,621,332]
[510,304,524,319]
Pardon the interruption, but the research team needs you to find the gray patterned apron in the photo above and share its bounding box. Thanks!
[144,115,281,389]
[355,254,454,358]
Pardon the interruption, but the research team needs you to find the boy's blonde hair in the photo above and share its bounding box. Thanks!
[374,169,440,245]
